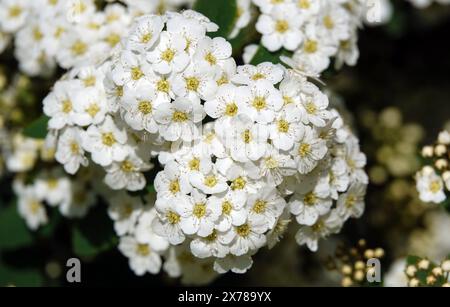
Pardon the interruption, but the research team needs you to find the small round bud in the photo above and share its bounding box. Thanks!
[364,249,374,259]
[432,267,443,276]
[435,144,447,157]
[418,259,430,270]
[354,270,365,282]
[408,278,420,287]
[355,261,365,270]
[435,159,448,171]
[342,277,353,287]
[406,265,417,277]
[341,265,352,275]
[426,275,436,285]
[441,260,450,272]
[374,248,385,258]
[422,146,434,158]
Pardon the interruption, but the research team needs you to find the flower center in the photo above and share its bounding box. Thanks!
[429,180,442,193]
[188,158,200,171]
[225,103,238,116]
[231,177,247,190]
[193,203,206,218]
[105,33,121,47]
[265,157,279,169]
[70,142,79,154]
[204,52,217,65]
[141,32,152,43]
[345,195,357,208]
[252,73,266,81]
[161,48,175,62]
[157,79,170,93]
[33,27,43,41]
[298,143,311,157]
[29,201,41,214]
[252,200,267,214]
[120,160,135,173]
[131,66,144,80]
[8,5,22,18]
[323,15,334,29]
[86,103,100,117]
[304,192,317,206]
[304,40,318,54]
[242,129,252,144]
[222,201,232,215]
[71,40,87,56]
[252,96,267,110]
[275,20,289,33]
[298,0,310,9]
[136,244,150,256]
[62,99,72,113]
[169,180,180,194]
[204,175,218,187]
[277,119,290,133]
[172,110,189,122]
[305,101,317,114]
[236,223,251,237]
[216,74,229,86]
[185,77,200,92]
[138,100,152,115]
[83,76,96,87]
[166,210,180,224]
[102,132,116,147]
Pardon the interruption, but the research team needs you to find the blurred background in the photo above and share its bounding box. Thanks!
[1,1,450,286]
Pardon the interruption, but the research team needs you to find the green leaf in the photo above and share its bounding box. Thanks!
[23,115,49,139]
[72,206,117,258]
[0,203,34,251]
[0,263,44,287]
[193,0,238,38]
[406,255,421,266]
[250,45,292,66]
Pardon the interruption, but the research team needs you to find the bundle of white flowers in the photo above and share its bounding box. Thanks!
[34,9,368,282]
[416,129,450,204]
[0,0,193,76]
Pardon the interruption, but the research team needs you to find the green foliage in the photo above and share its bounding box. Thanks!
[22,115,49,139]
[72,206,117,258]
[193,0,238,39]
[0,202,33,251]
[0,263,44,287]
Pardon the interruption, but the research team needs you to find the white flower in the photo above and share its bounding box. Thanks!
[126,15,164,51]
[17,185,47,231]
[190,229,230,259]
[221,215,267,256]
[172,64,218,101]
[336,182,367,220]
[289,177,333,226]
[35,170,72,207]
[297,82,331,127]
[225,114,269,162]
[266,208,291,249]
[122,85,162,133]
[112,50,152,93]
[268,103,304,151]
[291,126,328,174]
[177,189,221,237]
[256,5,304,52]
[154,160,192,200]
[252,146,297,185]
[55,127,88,175]
[193,36,232,71]
[72,87,108,126]
[416,167,447,204]
[246,185,286,231]
[0,0,28,33]
[118,236,162,276]
[43,80,78,129]
[239,80,283,124]
[82,115,128,166]
[147,32,189,74]
[204,84,244,124]
[190,167,228,195]
[107,192,143,236]
[295,210,343,252]
[153,196,187,245]
[210,190,247,232]
[154,97,204,142]
[104,150,152,191]
[233,62,284,85]
[317,4,352,42]
[328,158,350,200]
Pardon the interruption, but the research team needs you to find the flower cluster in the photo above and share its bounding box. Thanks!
[0,0,193,76]
[151,62,368,274]
[246,0,367,75]
[405,257,450,287]
[416,129,450,204]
